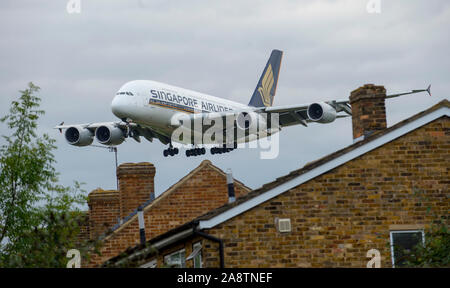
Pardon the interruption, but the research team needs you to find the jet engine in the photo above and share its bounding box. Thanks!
[95,125,125,146]
[307,102,337,123]
[65,126,94,146]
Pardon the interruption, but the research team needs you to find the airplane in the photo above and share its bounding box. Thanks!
[55,49,431,157]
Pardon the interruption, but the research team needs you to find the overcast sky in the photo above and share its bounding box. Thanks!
[0,0,448,202]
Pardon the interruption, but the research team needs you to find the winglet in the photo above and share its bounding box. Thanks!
[58,121,64,133]
[426,84,431,97]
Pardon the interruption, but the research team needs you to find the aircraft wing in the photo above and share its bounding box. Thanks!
[54,121,126,132]
[177,99,352,131]
[262,99,352,127]
[54,121,169,144]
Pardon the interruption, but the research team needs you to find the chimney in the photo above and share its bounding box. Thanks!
[349,84,387,141]
[117,162,156,218]
[226,168,235,203]
[87,189,120,238]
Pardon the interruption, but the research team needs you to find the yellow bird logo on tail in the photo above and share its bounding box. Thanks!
[258,64,274,106]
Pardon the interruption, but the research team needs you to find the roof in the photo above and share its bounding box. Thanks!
[100,159,251,240]
[197,99,449,229]
[104,99,449,266]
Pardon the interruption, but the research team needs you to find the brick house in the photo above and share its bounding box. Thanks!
[103,85,449,268]
[81,160,251,267]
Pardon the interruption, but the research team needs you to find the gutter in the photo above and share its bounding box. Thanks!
[111,227,194,267]
[194,230,225,268]
[107,220,226,268]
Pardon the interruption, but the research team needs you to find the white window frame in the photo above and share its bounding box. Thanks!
[164,249,186,268]
[191,242,202,268]
[390,230,425,268]
[139,259,157,268]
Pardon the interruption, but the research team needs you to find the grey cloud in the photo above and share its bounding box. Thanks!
[0,0,448,200]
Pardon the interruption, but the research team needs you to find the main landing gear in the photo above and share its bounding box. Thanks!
[210,146,235,155]
[186,148,206,157]
[163,146,179,157]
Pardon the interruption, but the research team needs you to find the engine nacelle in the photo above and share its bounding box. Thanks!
[65,126,94,147]
[307,102,337,123]
[236,111,261,131]
[95,125,125,146]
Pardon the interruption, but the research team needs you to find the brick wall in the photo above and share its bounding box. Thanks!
[87,160,250,267]
[196,117,448,267]
[87,189,120,239]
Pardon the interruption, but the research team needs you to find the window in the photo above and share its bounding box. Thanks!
[116,92,134,96]
[186,242,202,268]
[140,259,157,268]
[164,249,186,268]
[390,230,425,267]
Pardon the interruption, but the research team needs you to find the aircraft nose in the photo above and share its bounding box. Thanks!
[111,95,128,119]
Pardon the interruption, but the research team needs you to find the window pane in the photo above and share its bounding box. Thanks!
[392,231,423,267]
[193,242,202,268]
[164,250,186,268]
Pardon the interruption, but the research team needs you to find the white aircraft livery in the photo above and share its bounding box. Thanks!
[56,49,431,157]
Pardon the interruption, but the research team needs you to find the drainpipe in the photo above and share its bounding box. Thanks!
[226,168,235,203]
[137,206,146,246]
[194,230,224,268]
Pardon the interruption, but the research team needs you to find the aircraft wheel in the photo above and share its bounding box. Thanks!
[163,150,168,157]
[174,147,179,155]
[201,148,206,155]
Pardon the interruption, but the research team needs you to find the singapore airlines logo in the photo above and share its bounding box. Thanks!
[258,64,274,106]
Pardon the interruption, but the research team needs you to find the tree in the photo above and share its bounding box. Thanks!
[402,223,450,268]
[0,82,98,267]
[398,187,450,267]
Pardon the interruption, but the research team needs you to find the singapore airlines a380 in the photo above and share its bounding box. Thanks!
[55,49,431,158]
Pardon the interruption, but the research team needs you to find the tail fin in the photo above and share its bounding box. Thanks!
[248,49,283,107]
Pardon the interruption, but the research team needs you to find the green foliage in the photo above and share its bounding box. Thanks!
[397,187,450,268]
[402,223,450,268]
[0,82,99,267]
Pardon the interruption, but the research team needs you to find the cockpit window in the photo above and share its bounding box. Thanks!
[116,91,134,96]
